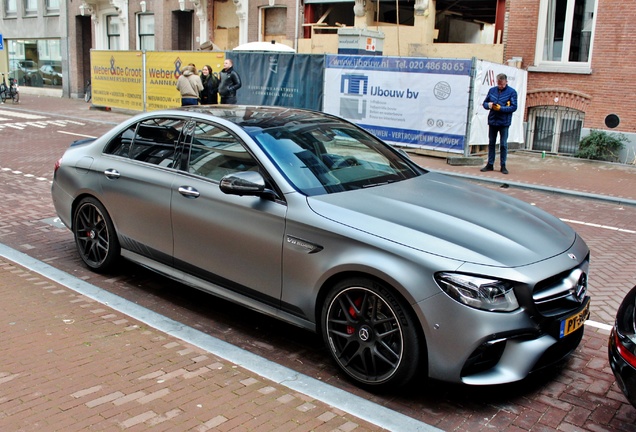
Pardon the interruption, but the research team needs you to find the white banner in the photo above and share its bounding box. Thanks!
[323,55,472,153]
[469,60,527,146]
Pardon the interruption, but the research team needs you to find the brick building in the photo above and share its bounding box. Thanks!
[505,0,635,162]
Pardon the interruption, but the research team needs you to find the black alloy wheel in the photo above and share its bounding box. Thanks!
[73,197,120,272]
[322,278,421,389]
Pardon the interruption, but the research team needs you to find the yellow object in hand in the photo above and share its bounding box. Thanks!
[493,104,501,111]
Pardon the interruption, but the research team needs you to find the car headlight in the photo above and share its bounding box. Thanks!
[435,273,520,312]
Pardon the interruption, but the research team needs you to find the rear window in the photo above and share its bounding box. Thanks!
[104,117,188,167]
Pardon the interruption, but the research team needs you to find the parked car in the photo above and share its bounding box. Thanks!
[609,285,636,407]
[51,106,591,390]
[39,65,63,86]
[12,60,43,86]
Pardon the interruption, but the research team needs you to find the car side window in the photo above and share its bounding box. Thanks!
[186,121,258,181]
[104,117,187,167]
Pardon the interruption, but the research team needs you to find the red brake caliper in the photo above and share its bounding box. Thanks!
[346,297,363,335]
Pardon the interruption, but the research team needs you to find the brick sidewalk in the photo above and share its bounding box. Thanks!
[0,257,387,431]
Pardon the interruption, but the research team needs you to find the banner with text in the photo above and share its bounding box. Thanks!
[323,55,472,152]
[231,53,324,109]
[90,50,226,111]
[145,51,226,110]
[469,60,527,146]
[90,51,143,111]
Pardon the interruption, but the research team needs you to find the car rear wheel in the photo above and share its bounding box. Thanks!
[73,197,120,272]
[322,278,422,390]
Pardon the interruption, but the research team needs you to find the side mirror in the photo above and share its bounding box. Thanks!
[219,171,266,196]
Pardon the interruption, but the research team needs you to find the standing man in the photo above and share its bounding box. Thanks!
[176,64,203,106]
[481,73,518,175]
[219,59,241,104]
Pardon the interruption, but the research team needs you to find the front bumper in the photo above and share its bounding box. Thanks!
[418,290,590,385]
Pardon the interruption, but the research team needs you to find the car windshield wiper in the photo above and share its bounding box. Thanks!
[362,179,399,188]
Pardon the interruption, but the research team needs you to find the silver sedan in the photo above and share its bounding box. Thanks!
[51,106,590,390]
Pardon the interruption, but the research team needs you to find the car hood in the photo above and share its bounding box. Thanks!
[307,172,576,267]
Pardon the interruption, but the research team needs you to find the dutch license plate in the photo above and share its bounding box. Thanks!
[559,300,590,338]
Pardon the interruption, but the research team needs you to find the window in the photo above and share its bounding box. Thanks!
[138,14,155,50]
[533,0,597,73]
[107,15,121,50]
[24,0,37,16]
[527,106,584,154]
[105,118,188,167]
[186,122,257,181]
[5,0,17,17]
[46,0,60,14]
[263,7,287,42]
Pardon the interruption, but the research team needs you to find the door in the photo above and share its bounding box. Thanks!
[98,117,188,263]
[171,120,287,305]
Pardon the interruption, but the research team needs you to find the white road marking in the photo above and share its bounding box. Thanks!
[586,320,613,331]
[0,119,86,129]
[57,130,97,138]
[0,109,46,119]
[561,218,636,234]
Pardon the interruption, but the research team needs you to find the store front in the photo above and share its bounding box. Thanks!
[7,38,63,89]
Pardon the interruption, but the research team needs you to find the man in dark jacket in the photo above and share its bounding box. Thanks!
[481,73,518,175]
[219,59,241,104]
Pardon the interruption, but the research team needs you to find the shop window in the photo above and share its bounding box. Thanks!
[107,15,121,50]
[534,0,597,73]
[138,14,155,50]
[7,39,62,88]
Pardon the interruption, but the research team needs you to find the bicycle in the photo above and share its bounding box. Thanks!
[0,73,20,104]
[84,79,91,103]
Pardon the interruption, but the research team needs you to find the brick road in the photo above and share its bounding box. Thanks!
[1,94,636,431]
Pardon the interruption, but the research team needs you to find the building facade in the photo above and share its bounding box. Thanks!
[0,0,67,96]
[505,0,635,161]
[2,0,632,161]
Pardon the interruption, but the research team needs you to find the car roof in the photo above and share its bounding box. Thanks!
[160,105,348,131]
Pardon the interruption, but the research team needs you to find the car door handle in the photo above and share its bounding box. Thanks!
[178,186,200,198]
[104,169,120,179]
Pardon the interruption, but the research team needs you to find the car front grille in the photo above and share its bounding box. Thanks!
[532,257,590,318]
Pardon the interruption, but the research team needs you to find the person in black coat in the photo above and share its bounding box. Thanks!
[219,59,241,104]
[199,65,219,105]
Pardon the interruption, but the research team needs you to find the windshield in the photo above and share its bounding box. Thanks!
[250,123,422,196]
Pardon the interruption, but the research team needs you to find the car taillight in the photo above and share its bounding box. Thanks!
[613,329,636,368]
[54,158,62,174]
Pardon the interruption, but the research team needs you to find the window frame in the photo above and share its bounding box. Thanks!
[107,15,121,50]
[527,105,585,154]
[137,13,155,51]
[23,0,37,16]
[530,0,598,74]
[45,0,60,15]
[4,0,17,17]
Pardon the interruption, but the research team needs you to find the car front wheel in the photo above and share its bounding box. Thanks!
[73,197,120,272]
[322,278,422,390]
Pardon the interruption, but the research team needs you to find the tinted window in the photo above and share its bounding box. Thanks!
[105,117,187,167]
[251,124,420,196]
[185,121,258,181]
